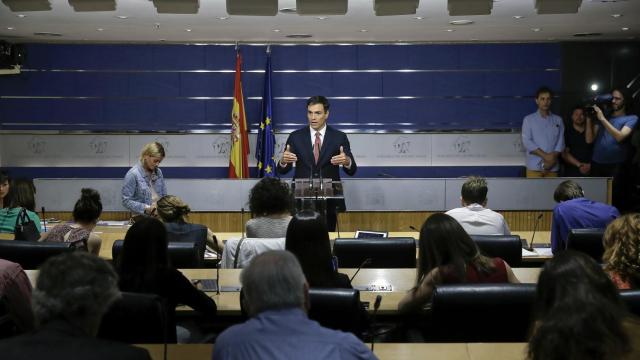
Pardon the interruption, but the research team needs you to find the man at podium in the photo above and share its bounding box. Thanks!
[277,95,357,230]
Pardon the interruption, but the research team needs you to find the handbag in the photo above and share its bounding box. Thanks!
[14,207,41,241]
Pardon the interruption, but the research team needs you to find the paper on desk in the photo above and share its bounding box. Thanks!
[97,220,130,226]
[522,247,553,257]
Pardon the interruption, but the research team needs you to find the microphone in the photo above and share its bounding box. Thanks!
[240,207,245,239]
[216,261,221,295]
[409,225,419,232]
[335,206,341,238]
[528,213,544,251]
[41,206,47,232]
[349,258,372,282]
[370,294,383,352]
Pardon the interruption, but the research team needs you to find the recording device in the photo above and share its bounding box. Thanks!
[349,258,372,282]
[41,207,47,232]
[370,295,383,352]
[583,93,613,116]
[528,213,544,251]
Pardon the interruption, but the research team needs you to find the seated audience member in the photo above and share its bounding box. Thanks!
[0,170,10,208]
[213,250,376,360]
[286,210,350,288]
[0,259,34,335]
[0,178,42,234]
[528,251,640,360]
[117,218,217,340]
[0,252,151,360]
[121,141,167,217]
[398,213,518,314]
[445,176,511,235]
[156,195,223,253]
[246,177,293,238]
[602,214,640,290]
[39,188,102,255]
[561,106,594,177]
[551,180,619,253]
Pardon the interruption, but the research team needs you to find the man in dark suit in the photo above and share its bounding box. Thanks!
[277,96,357,230]
[0,252,150,360]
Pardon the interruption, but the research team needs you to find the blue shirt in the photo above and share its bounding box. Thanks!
[521,110,564,171]
[121,163,167,215]
[551,198,619,253]
[213,308,377,360]
[592,114,638,164]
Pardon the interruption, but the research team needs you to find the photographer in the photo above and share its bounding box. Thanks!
[591,88,638,211]
[562,106,594,177]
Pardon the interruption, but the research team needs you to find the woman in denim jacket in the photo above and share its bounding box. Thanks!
[121,142,167,216]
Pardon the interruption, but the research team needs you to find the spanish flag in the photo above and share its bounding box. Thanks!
[229,50,250,178]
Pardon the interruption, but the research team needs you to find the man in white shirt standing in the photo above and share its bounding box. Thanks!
[446,176,511,235]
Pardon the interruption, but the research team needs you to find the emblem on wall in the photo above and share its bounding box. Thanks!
[28,136,47,154]
[453,135,471,154]
[392,136,411,154]
[89,136,109,154]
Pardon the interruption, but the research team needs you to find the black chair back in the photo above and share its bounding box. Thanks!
[566,228,605,262]
[429,283,536,342]
[0,241,74,269]
[98,292,175,344]
[333,237,416,268]
[112,240,202,268]
[470,235,522,267]
[165,223,207,260]
[308,288,364,337]
[621,290,640,317]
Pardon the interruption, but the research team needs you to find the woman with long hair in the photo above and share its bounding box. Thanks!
[398,213,518,313]
[603,213,640,289]
[285,210,350,288]
[117,218,216,340]
[0,178,41,234]
[156,194,223,253]
[528,250,640,360]
[121,141,167,216]
[39,188,103,254]
[0,169,10,209]
[246,177,293,238]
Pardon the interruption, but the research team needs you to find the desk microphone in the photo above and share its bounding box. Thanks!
[528,213,544,251]
[240,207,245,239]
[370,294,383,352]
[216,261,221,295]
[409,225,419,232]
[335,206,341,238]
[41,207,47,232]
[349,258,372,283]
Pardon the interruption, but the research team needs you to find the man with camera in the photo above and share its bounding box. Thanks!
[562,106,594,177]
[591,88,638,210]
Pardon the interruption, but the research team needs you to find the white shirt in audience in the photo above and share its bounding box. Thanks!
[446,203,511,236]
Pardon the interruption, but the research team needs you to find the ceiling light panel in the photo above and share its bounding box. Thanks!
[297,0,347,15]
[227,0,277,16]
[448,0,492,16]
[68,0,116,12]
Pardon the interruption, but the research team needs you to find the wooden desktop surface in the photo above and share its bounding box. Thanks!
[25,267,540,315]
[135,342,528,360]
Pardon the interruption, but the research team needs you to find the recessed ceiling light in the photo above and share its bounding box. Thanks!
[7,27,15,30]
[17,14,26,18]
[360,29,368,32]
[446,29,455,32]
[531,28,541,32]
[513,15,524,19]
[611,14,622,18]
[450,20,474,25]
[622,27,629,31]
[414,16,424,20]
[272,29,281,32]
[185,29,192,32]
[286,34,313,38]
[217,16,229,20]
[96,28,104,31]
[316,16,328,20]
[591,83,599,91]
[116,15,128,19]
[279,7,297,14]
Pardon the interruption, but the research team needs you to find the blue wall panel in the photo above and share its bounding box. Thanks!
[0,43,562,131]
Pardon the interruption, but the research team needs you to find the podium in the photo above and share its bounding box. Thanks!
[291,178,345,221]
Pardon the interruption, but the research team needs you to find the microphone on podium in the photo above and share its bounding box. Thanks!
[409,225,419,232]
[349,258,372,283]
[528,213,544,251]
[41,207,47,232]
[370,294,383,352]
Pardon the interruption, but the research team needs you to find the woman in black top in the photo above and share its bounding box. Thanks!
[117,217,216,340]
[285,210,351,288]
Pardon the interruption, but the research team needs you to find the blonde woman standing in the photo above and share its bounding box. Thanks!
[121,142,167,216]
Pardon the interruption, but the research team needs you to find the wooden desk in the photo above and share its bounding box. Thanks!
[135,343,529,360]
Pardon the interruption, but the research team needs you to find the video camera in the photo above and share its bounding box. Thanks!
[583,94,613,116]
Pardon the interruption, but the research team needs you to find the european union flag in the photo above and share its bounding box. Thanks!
[256,50,276,178]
